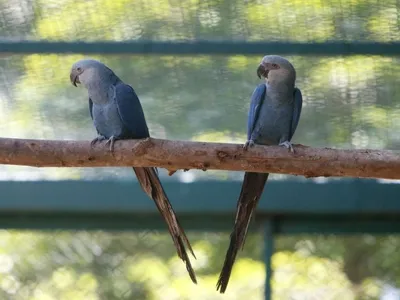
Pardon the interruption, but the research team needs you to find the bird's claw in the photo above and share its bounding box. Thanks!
[243,140,255,151]
[90,135,107,148]
[279,141,295,153]
[105,136,118,153]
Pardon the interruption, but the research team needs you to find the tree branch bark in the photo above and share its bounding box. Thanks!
[0,137,399,179]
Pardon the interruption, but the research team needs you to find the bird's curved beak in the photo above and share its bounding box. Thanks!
[257,63,270,79]
[70,70,80,87]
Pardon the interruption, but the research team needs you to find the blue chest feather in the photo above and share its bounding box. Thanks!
[88,82,150,139]
[247,83,303,146]
[92,100,125,138]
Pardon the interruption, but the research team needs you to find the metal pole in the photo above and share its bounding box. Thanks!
[264,219,274,300]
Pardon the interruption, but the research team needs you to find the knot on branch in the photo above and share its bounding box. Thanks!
[131,138,153,156]
[217,149,239,161]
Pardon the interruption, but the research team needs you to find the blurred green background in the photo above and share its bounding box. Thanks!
[1,231,399,300]
[0,0,400,299]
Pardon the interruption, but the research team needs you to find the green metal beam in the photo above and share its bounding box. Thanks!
[0,180,398,215]
[275,216,400,234]
[0,213,399,234]
[2,213,400,233]
[0,180,399,233]
[1,40,400,56]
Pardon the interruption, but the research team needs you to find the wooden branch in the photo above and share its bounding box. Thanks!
[0,137,399,179]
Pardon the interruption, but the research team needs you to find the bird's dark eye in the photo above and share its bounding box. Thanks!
[272,63,278,69]
[77,67,82,72]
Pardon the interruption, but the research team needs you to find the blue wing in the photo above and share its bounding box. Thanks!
[289,87,303,141]
[114,82,150,139]
[88,98,94,120]
[247,84,267,140]
[88,98,101,135]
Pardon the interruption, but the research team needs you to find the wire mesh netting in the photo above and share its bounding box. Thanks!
[2,0,400,42]
[0,0,399,299]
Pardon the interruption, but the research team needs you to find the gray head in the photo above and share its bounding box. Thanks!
[70,59,116,88]
[256,55,296,84]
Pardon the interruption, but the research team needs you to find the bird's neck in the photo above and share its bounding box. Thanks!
[266,80,294,100]
[86,76,120,105]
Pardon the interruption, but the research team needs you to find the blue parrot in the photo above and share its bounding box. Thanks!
[70,59,197,283]
[216,55,303,293]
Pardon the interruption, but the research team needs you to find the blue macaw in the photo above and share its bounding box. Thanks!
[70,59,197,283]
[217,55,303,293]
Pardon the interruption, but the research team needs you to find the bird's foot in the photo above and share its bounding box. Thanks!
[105,136,119,153]
[243,140,255,151]
[279,140,295,153]
[90,135,107,148]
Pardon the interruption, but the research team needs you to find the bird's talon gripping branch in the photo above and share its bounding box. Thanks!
[90,135,107,148]
[104,136,119,153]
[243,140,255,151]
[279,141,295,153]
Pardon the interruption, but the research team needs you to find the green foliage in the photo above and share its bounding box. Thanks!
[0,231,398,299]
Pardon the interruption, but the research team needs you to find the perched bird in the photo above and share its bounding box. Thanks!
[70,59,197,283]
[216,55,303,293]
